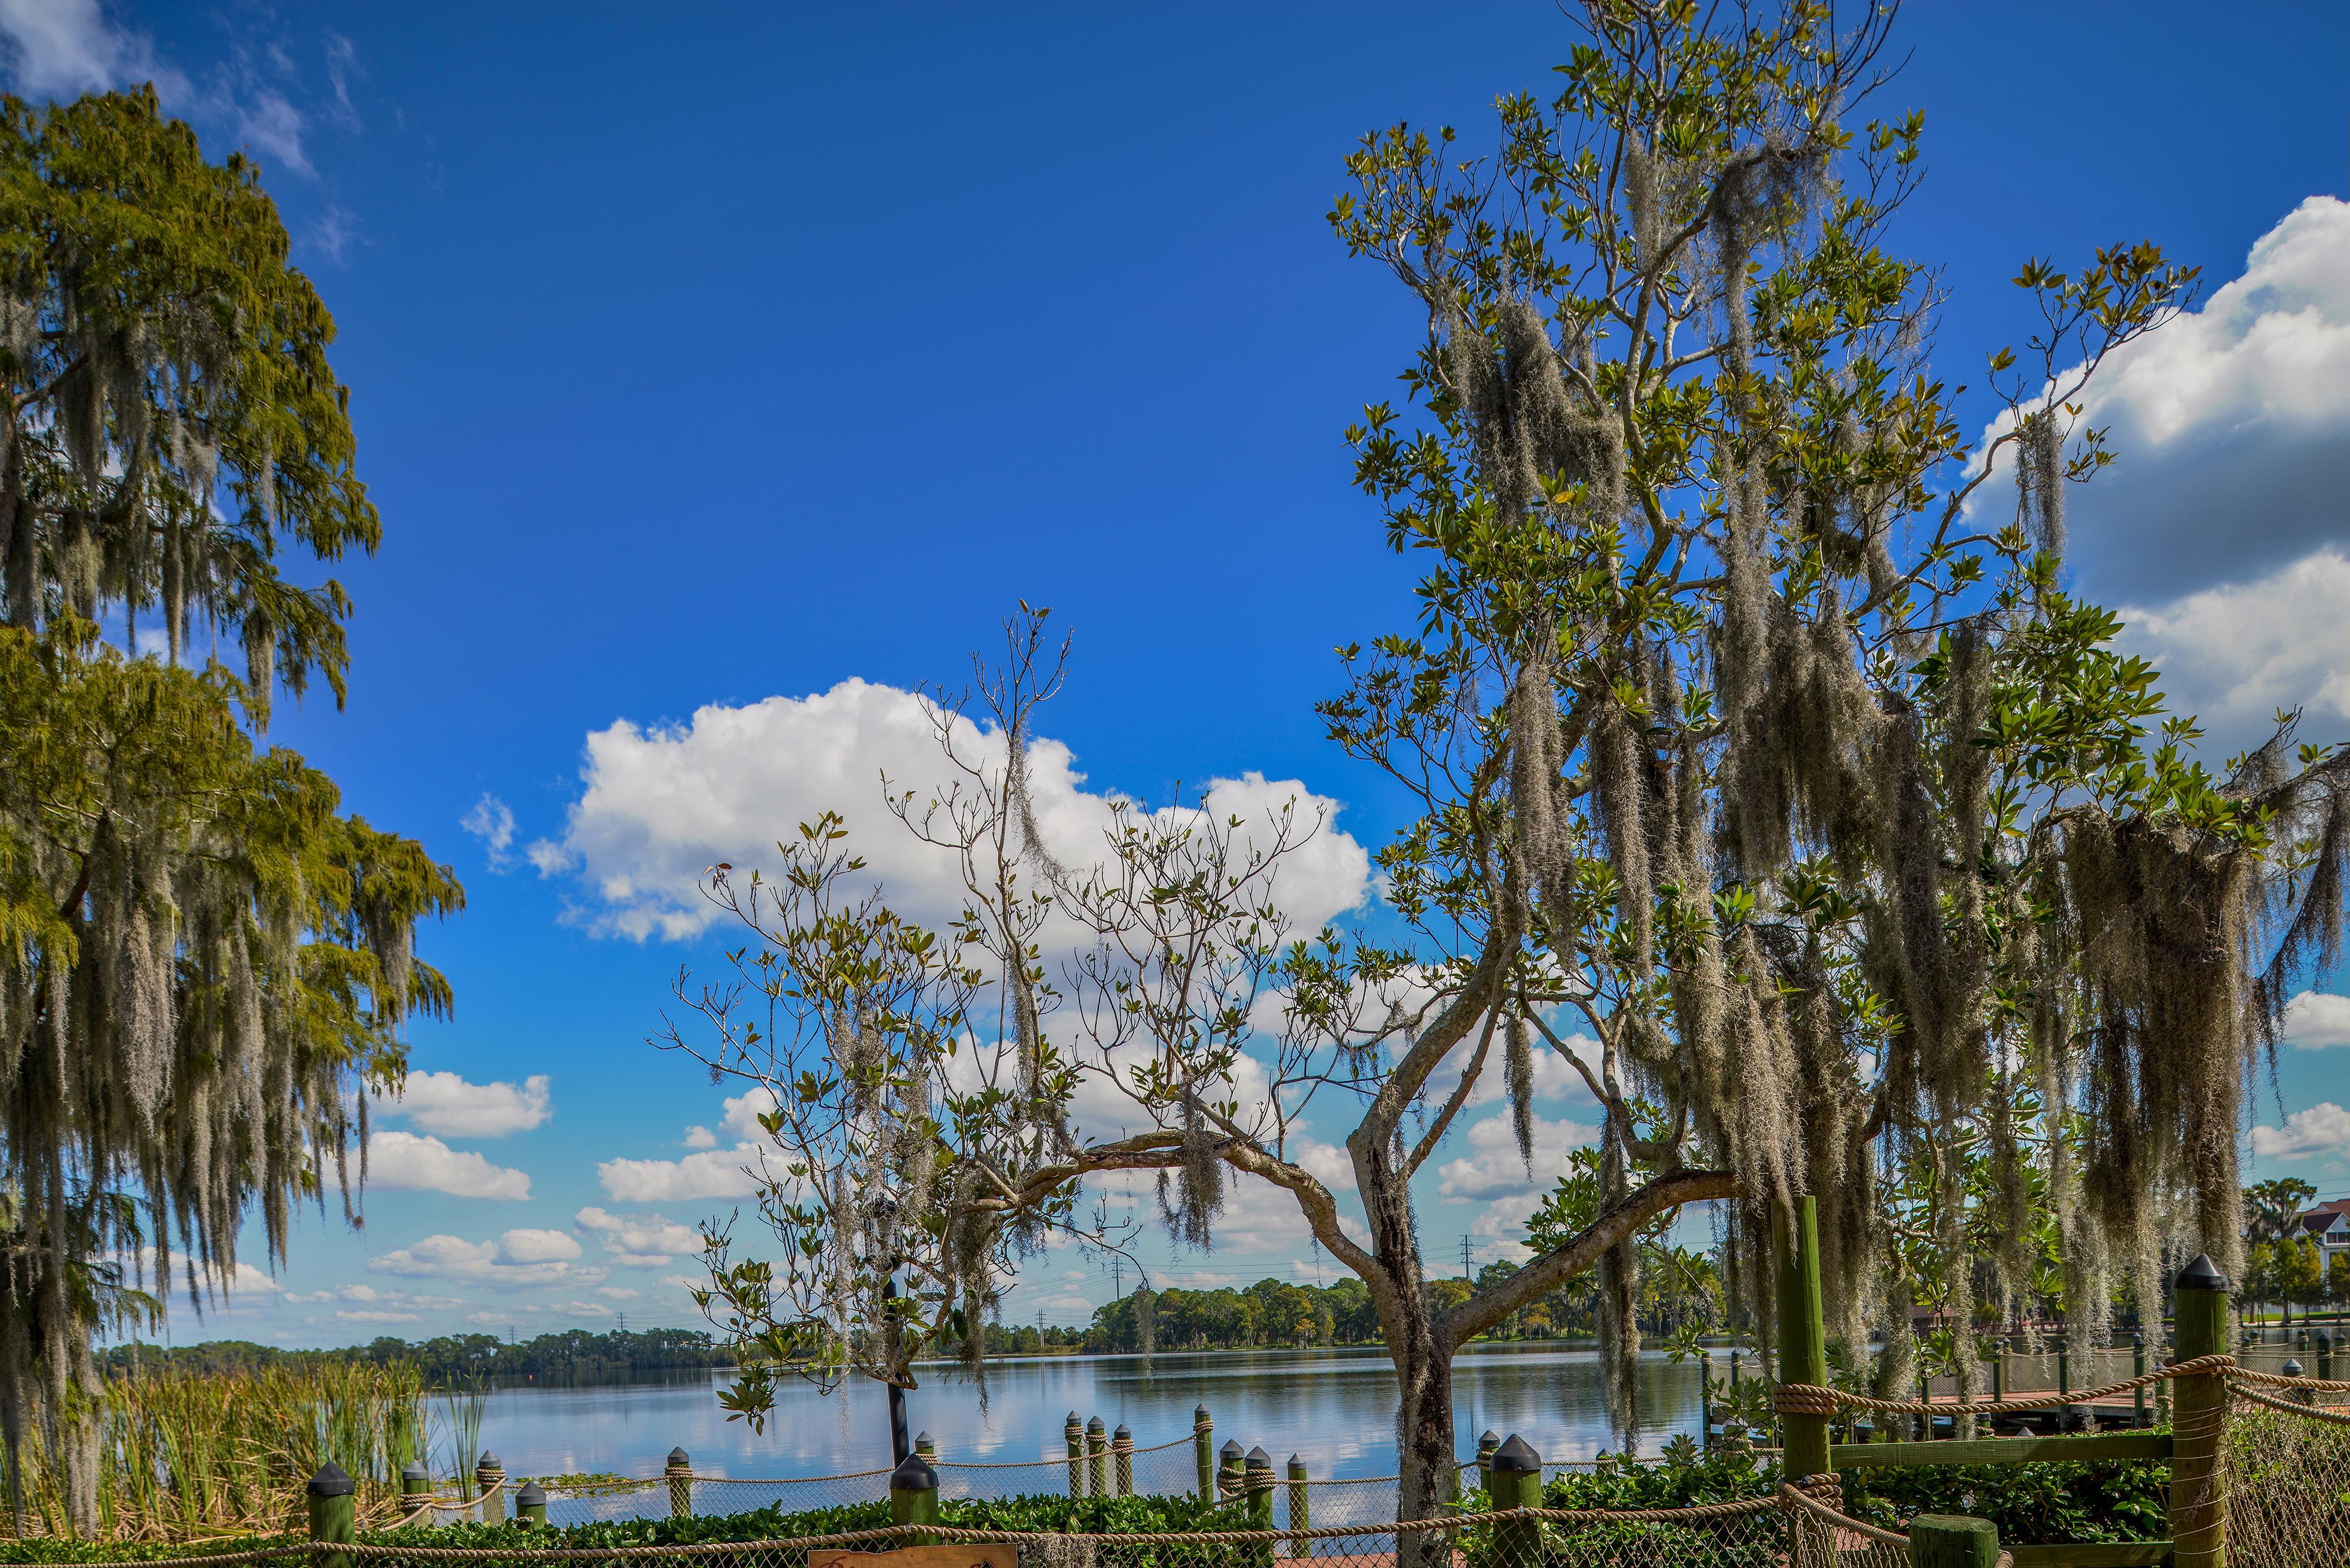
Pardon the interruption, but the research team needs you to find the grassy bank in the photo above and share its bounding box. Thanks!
[4,1361,476,1543]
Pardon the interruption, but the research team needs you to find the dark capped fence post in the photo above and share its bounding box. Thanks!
[1194,1405,1214,1501]
[2170,1253,2230,1568]
[2283,1358,2308,1405]
[1087,1416,1108,1498]
[1286,1453,1309,1551]
[1065,1412,1085,1498]
[309,1463,355,1568]
[1218,1438,1244,1502]
[889,1450,940,1545]
[1243,1446,1276,1567]
[1907,1513,1998,1567]
[2318,1330,2335,1382]
[1476,1429,1499,1505]
[1489,1436,1541,1566]
[514,1482,546,1527]
[914,1431,936,1465]
[475,1452,505,1525]
[2134,1335,2148,1427]
[664,1446,691,1520]
[1112,1423,1134,1496]
[400,1460,429,1508]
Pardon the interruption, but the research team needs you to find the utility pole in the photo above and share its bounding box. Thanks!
[1112,1261,1124,1300]
[616,1312,627,1332]
[1461,1237,1473,1281]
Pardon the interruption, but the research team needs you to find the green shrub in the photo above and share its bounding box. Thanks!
[1837,1460,2168,1545]
[1537,1451,1776,1510]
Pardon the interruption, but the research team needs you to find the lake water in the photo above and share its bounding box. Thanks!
[462,1344,1708,1488]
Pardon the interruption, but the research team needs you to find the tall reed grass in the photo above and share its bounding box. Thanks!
[4,1359,451,1542]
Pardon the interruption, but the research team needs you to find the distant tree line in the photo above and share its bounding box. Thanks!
[102,1328,735,1384]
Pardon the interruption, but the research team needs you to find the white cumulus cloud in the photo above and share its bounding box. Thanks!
[2283,991,2350,1050]
[2250,1103,2350,1161]
[370,1230,602,1287]
[575,1207,704,1266]
[1435,1111,1600,1203]
[1969,197,2350,760]
[366,1131,532,1200]
[374,1071,552,1138]
[597,1144,763,1203]
[528,678,1370,942]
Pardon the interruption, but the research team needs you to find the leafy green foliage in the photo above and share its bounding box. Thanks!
[1838,1459,2168,1546]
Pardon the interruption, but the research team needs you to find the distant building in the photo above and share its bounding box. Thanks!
[2299,1200,2350,1277]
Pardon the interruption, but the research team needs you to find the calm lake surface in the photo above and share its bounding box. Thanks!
[466,1344,1707,1484]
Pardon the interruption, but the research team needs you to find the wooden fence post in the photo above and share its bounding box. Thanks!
[307,1463,354,1568]
[1087,1416,1108,1498]
[400,1460,429,1507]
[1476,1429,1498,1503]
[477,1452,506,1525]
[1194,1404,1213,1502]
[889,1451,940,1546]
[1218,1439,1243,1502]
[1908,1513,1997,1567]
[1489,1436,1542,1566]
[1112,1423,1133,1495]
[2134,1335,2148,1427]
[1774,1196,1832,1486]
[1066,1412,1085,1497]
[2170,1253,2230,1568]
[1286,1454,1309,1550]
[664,1447,690,1520]
[514,1482,546,1527]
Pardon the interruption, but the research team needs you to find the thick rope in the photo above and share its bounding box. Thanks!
[1776,1480,1907,1547]
[2227,1364,2350,1394]
[2232,1381,2350,1425]
[1774,1351,2235,1416]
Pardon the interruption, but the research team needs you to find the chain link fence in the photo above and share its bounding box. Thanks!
[2221,1374,2350,1568]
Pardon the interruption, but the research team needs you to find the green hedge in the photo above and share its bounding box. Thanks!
[0,1536,299,1564]
[1838,1459,2169,1545]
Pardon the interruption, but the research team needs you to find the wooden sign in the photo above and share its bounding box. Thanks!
[807,1548,1015,1568]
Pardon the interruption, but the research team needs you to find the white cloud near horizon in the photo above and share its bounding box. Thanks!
[2250,1102,2350,1162]
[526,677,1372,943]
[373,1070,552,1138]
[1972,196,2350,760]
[370,1229,605,1287]
[575,1207,703,1267]
[367,1131,532,1200]
[2283,991,2350,1050]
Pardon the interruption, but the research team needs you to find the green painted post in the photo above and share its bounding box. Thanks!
[1087,1416,1108,1498]
[663,1447,689,1520]
[1489,1436,1542,1566]
[2134,1337,2148,1428]
[1194,1404,1214,1502]
[2057,1339,2072,1431]
[1991,1349,2005,1404]
[1066,1412,1085,1498]
[514,1482,546,1527]
[1286,1453,1309,1550]
[1243,1448,1276,1568]
[308,1464,355,1568]
[1112,1423,1134,1495]
[400,1460,430,1507]
[2170,1254,2230,1568]
[889,1452,940,1546]
[2319,1331,2335,1384]
[1774,1197,1831,1486]
[477,1452,506,1525]
[914,1431,937,1466]
[1908,1513,1998,1567]
[1476,1429,1499,1503]
[1218,1438,1243,1502]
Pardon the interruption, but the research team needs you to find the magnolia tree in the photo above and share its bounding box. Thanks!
[669,0,2347,1531]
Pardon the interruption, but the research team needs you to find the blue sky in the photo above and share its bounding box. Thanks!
[4,1,2345,1346]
